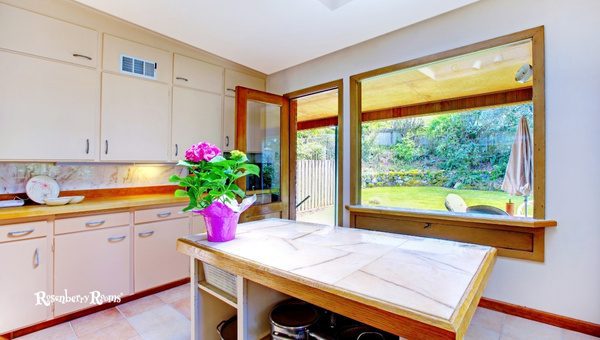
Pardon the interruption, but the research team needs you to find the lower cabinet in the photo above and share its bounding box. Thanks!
[0,237,50,333]
[134,218,189,292]
[54,226,131,316]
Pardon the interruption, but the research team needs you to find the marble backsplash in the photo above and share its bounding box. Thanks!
[0,163,187,194]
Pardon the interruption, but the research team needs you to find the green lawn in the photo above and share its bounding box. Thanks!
[361,186,516,212]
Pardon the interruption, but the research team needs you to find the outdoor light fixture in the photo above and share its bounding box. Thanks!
[515,63,533,83]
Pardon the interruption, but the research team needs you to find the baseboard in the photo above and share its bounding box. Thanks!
[1,278,190,340]
[479,297,600,337]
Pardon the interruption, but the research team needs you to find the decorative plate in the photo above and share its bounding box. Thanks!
[26,175,60,204]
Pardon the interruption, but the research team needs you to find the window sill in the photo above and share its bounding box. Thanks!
[346,205,557,262]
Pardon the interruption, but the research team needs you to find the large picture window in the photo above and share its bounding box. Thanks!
[353,37,542,218]
[361,103,533,216]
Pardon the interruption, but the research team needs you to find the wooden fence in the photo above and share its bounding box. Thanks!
[296,160,335,212]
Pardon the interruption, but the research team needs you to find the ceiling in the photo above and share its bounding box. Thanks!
[74,0,480,74]
[296,89,339,122]
[296,40,533,122]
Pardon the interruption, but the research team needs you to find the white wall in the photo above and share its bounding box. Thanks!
[267,0,600,324]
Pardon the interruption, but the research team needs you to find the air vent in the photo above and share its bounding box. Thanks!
[120,55,156,79]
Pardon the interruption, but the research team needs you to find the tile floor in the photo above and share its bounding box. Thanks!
[17,283,597,340]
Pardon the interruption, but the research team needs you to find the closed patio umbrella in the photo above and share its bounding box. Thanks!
[501,116,533,217]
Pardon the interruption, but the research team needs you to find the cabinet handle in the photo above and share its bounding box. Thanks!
[176,76,189,82]
[226,88,236,93]
[105,140,109,155]
[72,53,92,61]
[157,212,172,218]
[225,136,230,147]
[33,248,39,268]
[175,144,179,157]
[85,220,106,228]
[7,229,35,238]
[138,231,155,238]
[85,139,90,154]
[108,235,126,243]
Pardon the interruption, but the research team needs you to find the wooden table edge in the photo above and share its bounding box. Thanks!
[177,236,495,339]
[450,248,498,337]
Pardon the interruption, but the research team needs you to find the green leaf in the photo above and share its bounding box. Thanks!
[169,174,182,183]
[238,163,260,176]
[208,155,227,163]
[174,189,188,197]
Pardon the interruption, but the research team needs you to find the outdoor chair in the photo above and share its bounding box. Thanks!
[466,205,509,216]
[445,194,468,213]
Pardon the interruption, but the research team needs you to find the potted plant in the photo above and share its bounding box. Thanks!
[169,142,259,242]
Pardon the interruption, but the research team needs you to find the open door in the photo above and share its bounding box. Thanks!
[236,86,290,222]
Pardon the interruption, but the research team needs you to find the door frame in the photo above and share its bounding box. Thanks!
[285,79,344,226]
[235,86,291,222]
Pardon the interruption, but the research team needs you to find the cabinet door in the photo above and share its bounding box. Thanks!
[173,54,223,93]
[223,96,236,152]
[54,226,131,316]
[172,87,223,161]
[103,34,172,83]
[224,69,265,97]
[134,218,189,292]
[101,73,170,162]
[0,3,97,67]
[0,51,99,161]
[0,237,49,333]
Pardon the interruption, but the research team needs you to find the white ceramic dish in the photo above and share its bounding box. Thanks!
[26,175,60,204]
[44,197,71,206]
[63,196,85,204]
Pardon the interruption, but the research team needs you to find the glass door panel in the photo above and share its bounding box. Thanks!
[246,100,282,205]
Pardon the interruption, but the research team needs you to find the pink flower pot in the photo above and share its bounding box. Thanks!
[193,196,255,242]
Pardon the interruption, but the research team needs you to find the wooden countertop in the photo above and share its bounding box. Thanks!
[177,219,497,339]
[0,194,189,223]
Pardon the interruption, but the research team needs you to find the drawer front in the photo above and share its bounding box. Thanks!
[134,219,190,292]
[173,54,223,93]
[0,3,97,67]
[134,205,189,224]
[55,212,130,235]
[103,34,172,83]
[224,69,265,97]
[0,221,49,243]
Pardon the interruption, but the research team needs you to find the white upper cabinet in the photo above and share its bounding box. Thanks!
[0,3,97,68]
[173,54,223,93]
[0,51,99,161]
[224,69,265,97]
[103,34,172,83]
[172,87,222,161]
[101,73,170,162]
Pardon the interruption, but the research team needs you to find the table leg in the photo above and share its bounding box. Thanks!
[190,257,201,340]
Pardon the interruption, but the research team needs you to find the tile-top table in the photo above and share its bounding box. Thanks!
[177,219,497,339]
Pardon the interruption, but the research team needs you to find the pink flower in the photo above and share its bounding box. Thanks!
[185,142,221,162]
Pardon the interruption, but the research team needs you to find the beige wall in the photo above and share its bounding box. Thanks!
[268,0,600,324]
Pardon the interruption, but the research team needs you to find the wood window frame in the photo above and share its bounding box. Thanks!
[285,79,344,226]
[348,26,556,261]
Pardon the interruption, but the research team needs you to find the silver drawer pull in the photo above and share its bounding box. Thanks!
[157,212,171,218]
[138,231,155,238]
[7,229,35,238]
[85,220,106,227]
[226,88,236,92]
[72,53,92,60]
[176,76,189,82]
[108,235,126,242]
[33,248,40,268]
